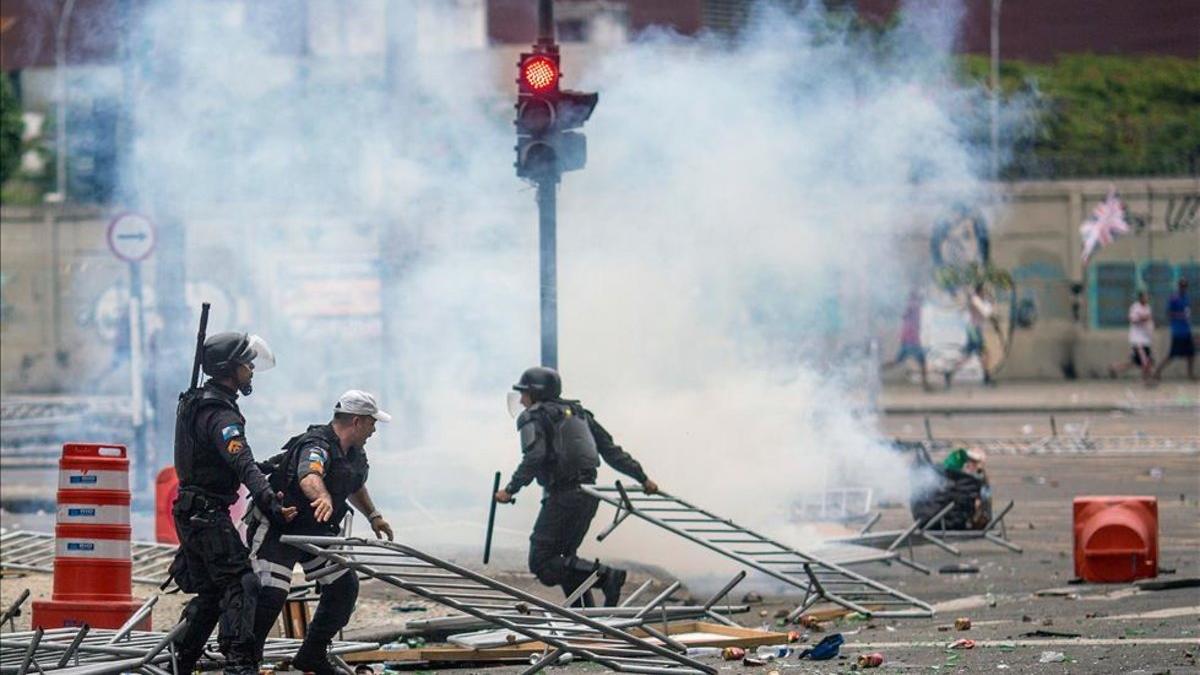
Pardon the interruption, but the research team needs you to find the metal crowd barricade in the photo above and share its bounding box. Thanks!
[0,623,376,675]
[0,531,176,586]
[280,534,716,674]
[831,500,1023,572]
[582,482,934,620]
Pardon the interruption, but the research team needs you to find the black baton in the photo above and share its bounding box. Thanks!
[483,471,501,565]
[189,302,211,391]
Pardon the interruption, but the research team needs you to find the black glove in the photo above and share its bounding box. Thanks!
[265,500,292,527]
[255,490,290,527]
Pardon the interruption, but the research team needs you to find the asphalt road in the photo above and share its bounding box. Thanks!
[2,393,1196,674]
[330,449,1198,674]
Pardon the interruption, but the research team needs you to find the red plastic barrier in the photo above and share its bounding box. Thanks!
[1073,496,1158,583]
[32,443,150,629]
[155,466,180,544]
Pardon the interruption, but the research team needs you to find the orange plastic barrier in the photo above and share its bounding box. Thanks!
[1073,496,1158,583]
[32,443,150,629]
[155,466,180,544]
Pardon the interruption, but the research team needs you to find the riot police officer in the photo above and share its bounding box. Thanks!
[171,332,296,675]
[248,390,394,675]
[494,367,659,607]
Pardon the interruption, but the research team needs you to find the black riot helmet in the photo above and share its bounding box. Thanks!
[512,366,562,402]
[202,331,276,384]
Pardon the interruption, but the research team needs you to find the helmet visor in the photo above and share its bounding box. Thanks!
[246,334,276,372]
[506,391,523,419]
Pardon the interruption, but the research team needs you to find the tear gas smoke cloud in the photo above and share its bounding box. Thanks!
[117,1,999,575]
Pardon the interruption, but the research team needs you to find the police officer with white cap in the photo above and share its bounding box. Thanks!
[247,390,393,675]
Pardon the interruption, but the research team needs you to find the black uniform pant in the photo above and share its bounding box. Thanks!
[248,519,359,657]
[171,497,260,674]
[528,487,600,605]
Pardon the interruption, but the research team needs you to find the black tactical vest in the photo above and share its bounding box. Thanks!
[529,400,600,488]
[173,382,244,501]
[269,424,369,534]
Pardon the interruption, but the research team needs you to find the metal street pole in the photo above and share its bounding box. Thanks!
[536,0,559,368]
[54,0,77,203]
[128,261,149,493]
[989,0,1002,180]
[537,180,558,368]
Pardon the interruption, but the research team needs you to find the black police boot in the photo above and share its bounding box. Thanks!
[599,565,627,607]
[560,580,596,607]
[292,641,343,675]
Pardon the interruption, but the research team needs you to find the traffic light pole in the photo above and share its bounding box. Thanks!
[536,0,558,369]
[537,179,558,369]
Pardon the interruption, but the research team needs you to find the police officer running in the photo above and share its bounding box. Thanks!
[494,367,659,607]
[171,332,297,675]
[247,390,394,675]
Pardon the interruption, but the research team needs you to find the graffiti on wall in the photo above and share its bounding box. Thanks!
[1118,191,1200,234]
[917,205,1017,380]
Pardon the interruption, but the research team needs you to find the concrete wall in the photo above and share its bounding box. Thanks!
[2,178,1198,393]
[0,206,129,392]
[881,177,1199,380]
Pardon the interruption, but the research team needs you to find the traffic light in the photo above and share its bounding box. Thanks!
[516,52,559,181]
[514,49,598,181]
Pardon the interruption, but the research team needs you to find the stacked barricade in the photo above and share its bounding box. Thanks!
[31,443,150,629]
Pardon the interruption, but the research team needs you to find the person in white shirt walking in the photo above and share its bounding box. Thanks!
[1109,291,1155,384]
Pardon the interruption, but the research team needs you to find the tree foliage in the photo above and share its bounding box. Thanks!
[0,75,24,186]
[961,54,1200,178]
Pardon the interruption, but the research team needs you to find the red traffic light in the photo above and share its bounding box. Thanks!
[520,55,559,93]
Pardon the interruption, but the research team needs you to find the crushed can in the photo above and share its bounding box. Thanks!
[857,652,884,668]
[722,646,746,661]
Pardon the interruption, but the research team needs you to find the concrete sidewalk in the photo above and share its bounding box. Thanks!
[881,379,1200,415]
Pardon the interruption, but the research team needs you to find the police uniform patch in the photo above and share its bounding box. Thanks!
[221,424,244,442]
[226,439,245,454]
[303,446,328,476]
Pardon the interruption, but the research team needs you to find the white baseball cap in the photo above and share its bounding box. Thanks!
[334,390,392,422]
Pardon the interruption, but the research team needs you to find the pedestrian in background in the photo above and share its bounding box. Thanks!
[1109,290,1154,384]
[945,283,999,388]
[1154,278,1195,381]
[882,289,931,391]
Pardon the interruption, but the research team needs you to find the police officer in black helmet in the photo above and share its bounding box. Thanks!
[494,367,659,607]
[170,331,297,675]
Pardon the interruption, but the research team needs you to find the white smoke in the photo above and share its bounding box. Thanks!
[118,1,1003,574]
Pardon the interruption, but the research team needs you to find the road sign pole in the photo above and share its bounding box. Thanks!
[106,212,156,496]
[129,260,149,494]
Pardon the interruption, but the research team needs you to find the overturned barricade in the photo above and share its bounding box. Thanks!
[831,500,1022,573]
[582,483,934,620]
[402,572,751,640]
[828,442,1022,571]
[281,534,717,674]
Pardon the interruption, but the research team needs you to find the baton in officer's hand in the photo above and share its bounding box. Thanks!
[484,471,514,565]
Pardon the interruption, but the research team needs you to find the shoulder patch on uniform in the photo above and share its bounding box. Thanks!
[221,424,244,441]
